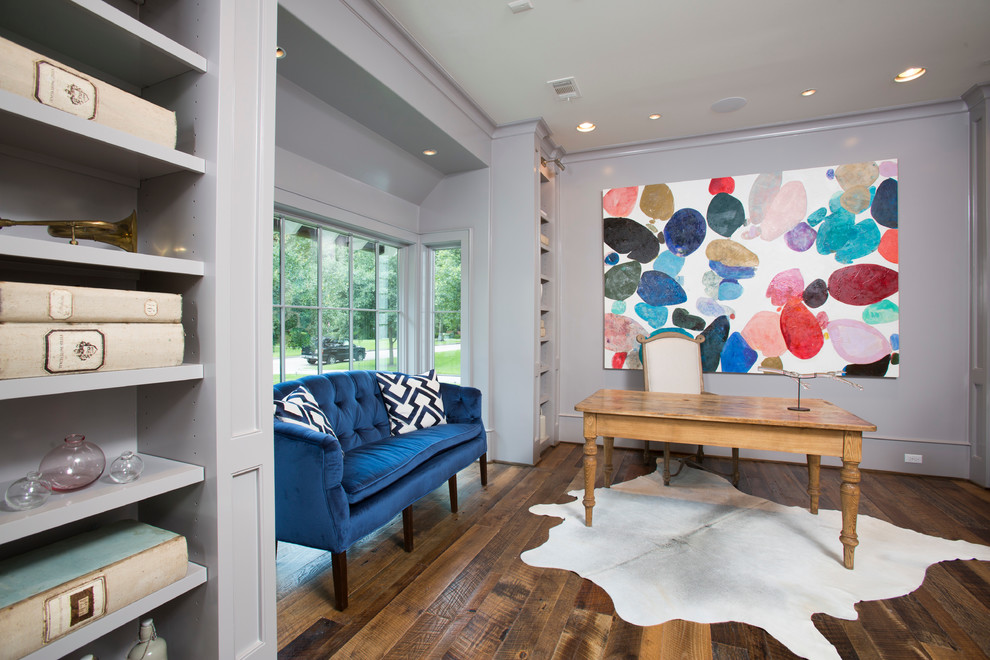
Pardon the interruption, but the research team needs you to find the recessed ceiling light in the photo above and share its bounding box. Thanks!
[801,88,817,97]
[894,67,926,82]
[422,149,437,156]
[711,96,747,113]
[648,113,662,120]
[576,122,596,132]
[275,47,287,59]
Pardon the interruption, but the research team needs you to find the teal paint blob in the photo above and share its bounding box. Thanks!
[835,219,881,264]
[718,280,744,301]
[863,299,899,324]
[807,207,828,227]
[654,250,685,277]
[635,303,668,328]
[611,300,627,315]
[816,208,855,255]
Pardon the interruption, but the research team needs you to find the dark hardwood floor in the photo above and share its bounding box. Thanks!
[276,443,990,659]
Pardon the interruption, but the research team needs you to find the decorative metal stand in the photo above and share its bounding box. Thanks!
[758,367,863,411]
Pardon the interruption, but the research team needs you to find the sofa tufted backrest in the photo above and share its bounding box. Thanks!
[274,371,391,452]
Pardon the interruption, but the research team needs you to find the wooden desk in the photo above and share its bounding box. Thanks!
[574,389,876,569]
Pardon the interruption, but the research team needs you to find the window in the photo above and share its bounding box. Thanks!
[431,246,462,384]
[273,214,400,382]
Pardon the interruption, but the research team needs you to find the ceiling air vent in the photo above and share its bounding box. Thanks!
[548,77,581,100]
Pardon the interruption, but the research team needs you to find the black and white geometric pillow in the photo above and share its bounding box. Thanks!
[375,369,446,435]
[274,385,336,436]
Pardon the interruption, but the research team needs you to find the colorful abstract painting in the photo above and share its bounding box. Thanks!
[603,160,899,376]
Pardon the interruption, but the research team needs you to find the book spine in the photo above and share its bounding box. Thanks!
[0,323,185,379]
[0,536,187,660]
[0,282,182,323]
[0,35,177,149]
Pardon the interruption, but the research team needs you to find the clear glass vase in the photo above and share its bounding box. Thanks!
[39,434,106,491]
[110,451,145,483]
[5,471,52,510]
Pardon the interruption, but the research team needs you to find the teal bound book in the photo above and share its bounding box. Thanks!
[0,519,188,659]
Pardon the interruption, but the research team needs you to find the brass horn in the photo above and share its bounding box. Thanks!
[0,211,137,252]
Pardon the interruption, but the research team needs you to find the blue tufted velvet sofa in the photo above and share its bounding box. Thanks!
[273,370,487,610]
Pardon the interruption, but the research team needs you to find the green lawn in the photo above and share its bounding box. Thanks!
[275,346,460,383]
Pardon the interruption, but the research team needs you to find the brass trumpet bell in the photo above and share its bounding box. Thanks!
[0,211,137,252]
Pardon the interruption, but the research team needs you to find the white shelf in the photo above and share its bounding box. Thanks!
[0,0,207,89]
[0,235,205,276]
[0,91,205,181]
[22,561,207,660]
[0,454,204,544]
[0,364,204,400]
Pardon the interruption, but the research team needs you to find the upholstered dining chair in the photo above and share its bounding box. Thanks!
[636,330,740,486]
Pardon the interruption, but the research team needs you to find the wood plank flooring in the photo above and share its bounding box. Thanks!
[276,443,990,659]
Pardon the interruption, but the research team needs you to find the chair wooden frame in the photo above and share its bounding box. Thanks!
[636,332,740,486]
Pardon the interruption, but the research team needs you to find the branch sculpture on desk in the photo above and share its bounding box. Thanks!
[758,366,863,411]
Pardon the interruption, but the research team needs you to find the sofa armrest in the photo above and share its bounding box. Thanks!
[440,383,483,425]
[273,421,352,553]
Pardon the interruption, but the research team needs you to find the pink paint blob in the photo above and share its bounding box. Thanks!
[603,187,640,217]
[741,311,787,357]
[827,319,892,364]
[879,161,898,178]
[766,268,805,306]
[761,181,808,241]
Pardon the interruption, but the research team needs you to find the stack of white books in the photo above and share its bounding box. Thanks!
[0,281,184,379]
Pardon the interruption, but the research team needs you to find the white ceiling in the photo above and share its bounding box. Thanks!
[373,0,990,154]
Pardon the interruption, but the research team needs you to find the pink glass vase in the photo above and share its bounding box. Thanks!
[39,434,106,491]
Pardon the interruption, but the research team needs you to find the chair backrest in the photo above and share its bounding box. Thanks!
[636,331,705,394]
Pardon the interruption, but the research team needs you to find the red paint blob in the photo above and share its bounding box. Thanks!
[878,229,898,264]
[828,264,899,306]
[612,352,628,369]
[780,299,824,359]
[709,177,735,195]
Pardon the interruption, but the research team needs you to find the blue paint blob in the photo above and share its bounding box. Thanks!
[718,279,744,301]
[785,222,817,252]
[826,169,835,180]
[663,208,707,257]
[890,333,899,350]
[635,302,668,328]
[720,331,758,373]
[828,190,845,214]
[816,207,855,255]
[806,207,828,227]
[709,260,757,280]
[697,297,727,317]
[637,270,688,306]
[611,300,626,315]
[654,250,685,277]
[700,316,731,372]
[871,178,898,228]
[835,219,881,264]
[604,252,620,265]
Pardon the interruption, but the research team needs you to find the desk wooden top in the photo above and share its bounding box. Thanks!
[575,389,876,433]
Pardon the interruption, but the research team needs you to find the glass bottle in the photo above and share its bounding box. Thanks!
[110,451,145,483]
[38,434,106,491]
[4,471,52,510]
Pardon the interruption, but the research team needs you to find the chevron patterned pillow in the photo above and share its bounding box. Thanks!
[375,369,447,435]
[274,385,335,436]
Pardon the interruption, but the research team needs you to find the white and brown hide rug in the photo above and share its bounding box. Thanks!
[520,461,990,660]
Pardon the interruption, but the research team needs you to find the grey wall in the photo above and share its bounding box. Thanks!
[557,102,973,477]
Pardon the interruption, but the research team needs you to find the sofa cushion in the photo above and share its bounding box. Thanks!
[375,369,446,435]
[341,423,481,503]
[275,385,335,436]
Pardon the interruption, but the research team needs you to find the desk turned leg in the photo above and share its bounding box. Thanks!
[840,459,861,569]
[604,436,614,487]
[806,454,821,515]
[583,435,597,527]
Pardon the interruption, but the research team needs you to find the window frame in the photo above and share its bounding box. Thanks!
[422,230,470,384]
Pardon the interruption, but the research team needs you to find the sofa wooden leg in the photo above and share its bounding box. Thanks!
[480,453,488,487]
[402,505,414,552]
[331,551,348,611]
[449,475,458,513]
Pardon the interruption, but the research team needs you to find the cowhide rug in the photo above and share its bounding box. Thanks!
[520,461,990,660]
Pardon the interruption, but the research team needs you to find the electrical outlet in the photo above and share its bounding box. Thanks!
[904,453,923,464]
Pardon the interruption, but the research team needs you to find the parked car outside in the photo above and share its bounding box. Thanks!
[303,338,367,364]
